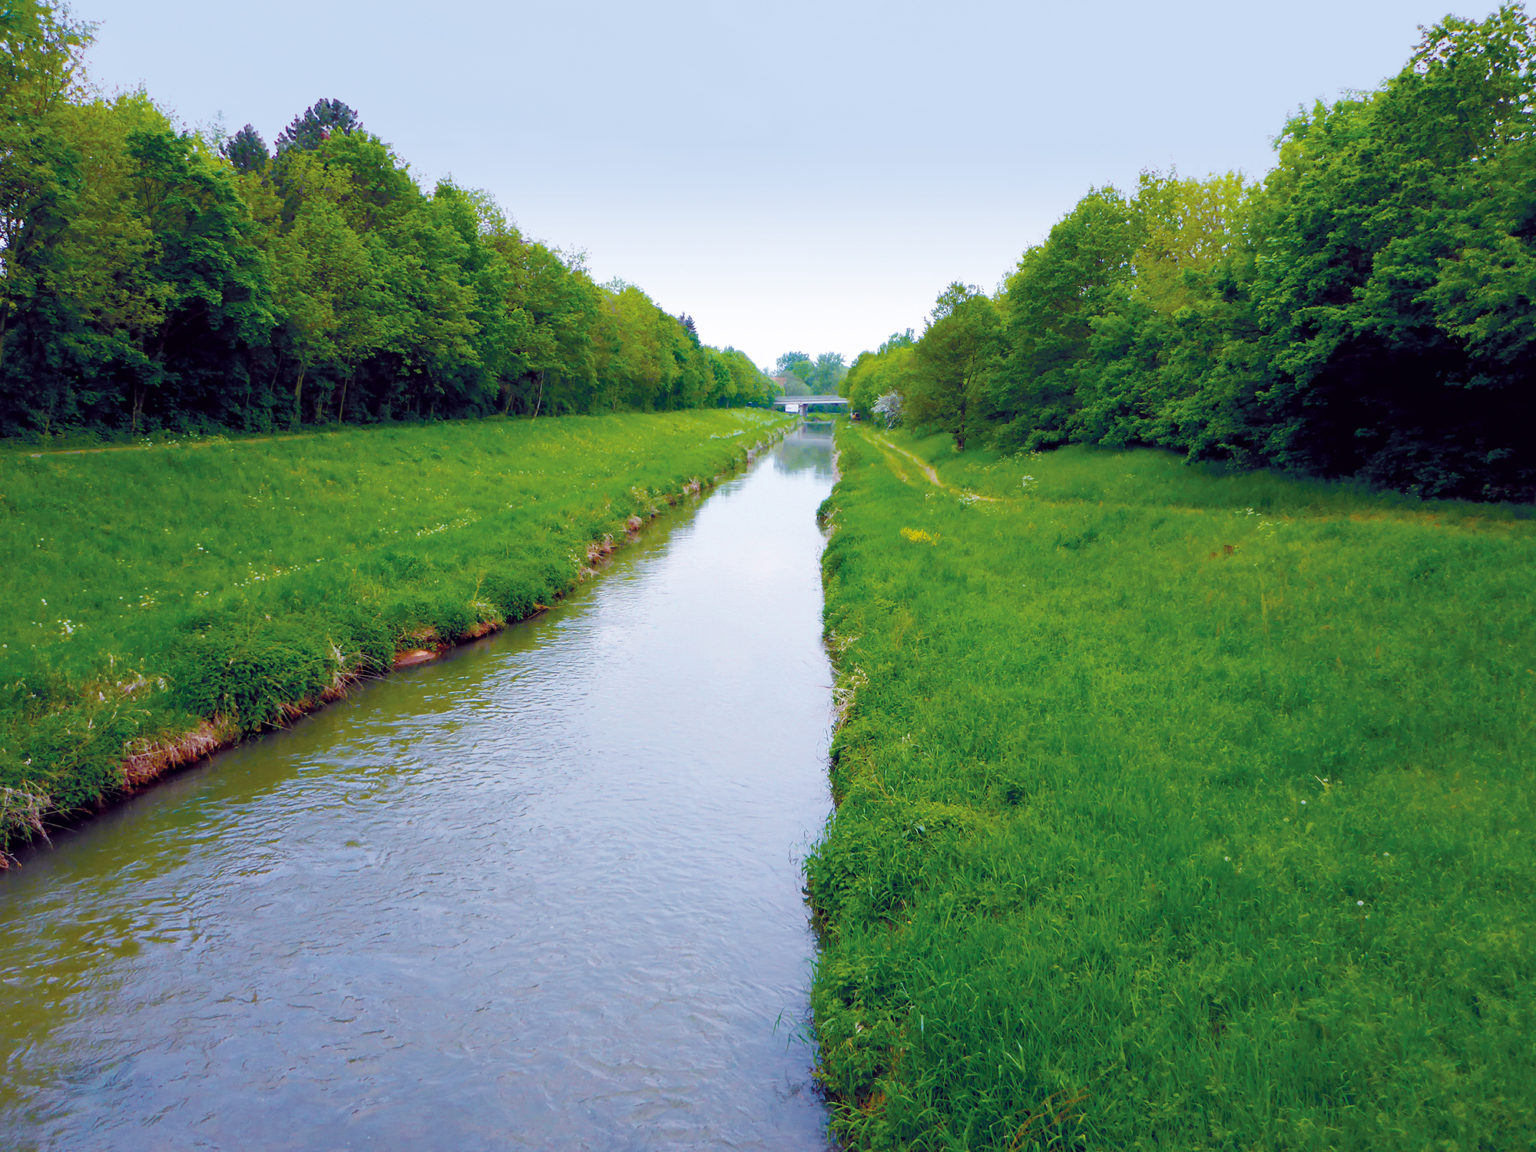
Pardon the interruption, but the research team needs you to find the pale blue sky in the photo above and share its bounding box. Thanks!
[79,0,1473,370]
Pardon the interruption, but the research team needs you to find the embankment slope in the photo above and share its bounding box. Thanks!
[1,410,789,852]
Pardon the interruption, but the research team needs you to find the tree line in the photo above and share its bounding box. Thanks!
[0,2,777,438]
[846,5,1536,501]
[773,350,847,394]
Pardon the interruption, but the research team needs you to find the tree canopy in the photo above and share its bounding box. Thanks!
[0,9,776,437]
[774,350,847,393]
[854,3,1536,501]
[274,97,361,154]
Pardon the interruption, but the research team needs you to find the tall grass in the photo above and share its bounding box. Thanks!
[1,410,787,848]
[808,430,1535,1150]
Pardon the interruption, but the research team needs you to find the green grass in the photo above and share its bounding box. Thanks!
[0,410,788,847]
[808,429,1535,1150]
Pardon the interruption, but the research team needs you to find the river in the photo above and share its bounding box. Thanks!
[0,424,837,1151]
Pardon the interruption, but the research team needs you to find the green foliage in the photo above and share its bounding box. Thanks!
[775,350,811,377]
[0,0,92,395]
[273,97,361,155]
[220,123,268,174]
[1249,5,1536,498]
[774,349,848,394]
[1075,171,1261,452]
[707,345,776,407]
[0,409,788,847]
[810,424,1536,1149]
[810,351,849,392]
[0,24,771,440]
[844,332,918,420]
[907,283,1002,451]
[853,4,1536,502]
[995,186,1141,450]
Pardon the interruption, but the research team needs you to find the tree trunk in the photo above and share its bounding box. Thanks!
[292,363,307,430]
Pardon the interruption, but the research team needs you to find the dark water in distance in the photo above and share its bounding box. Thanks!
[0,426,837,1151]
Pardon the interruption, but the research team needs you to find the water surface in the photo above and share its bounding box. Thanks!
[0,425,837,1151]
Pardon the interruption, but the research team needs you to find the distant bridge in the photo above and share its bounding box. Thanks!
[773,395,849,412]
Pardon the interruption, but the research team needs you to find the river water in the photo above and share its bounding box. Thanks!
[0,425,837,1151]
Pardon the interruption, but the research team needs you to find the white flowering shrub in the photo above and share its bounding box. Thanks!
[873,391,903,428]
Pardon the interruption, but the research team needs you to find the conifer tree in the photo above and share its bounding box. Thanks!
[274,98,361,154]
[220,123,269,174]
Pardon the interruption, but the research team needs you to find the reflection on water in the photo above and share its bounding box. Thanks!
[773,422,836,480]
[0,428,837,1151]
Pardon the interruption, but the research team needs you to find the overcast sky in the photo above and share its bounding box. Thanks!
[78,0,1477,371]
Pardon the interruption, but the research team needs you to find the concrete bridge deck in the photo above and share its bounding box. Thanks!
[773,395,849,412]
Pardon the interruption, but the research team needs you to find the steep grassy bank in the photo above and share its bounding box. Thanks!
[808,426,1535,1150]
[1,410,788,852]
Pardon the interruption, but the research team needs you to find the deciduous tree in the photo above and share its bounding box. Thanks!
[910,282,1001,451]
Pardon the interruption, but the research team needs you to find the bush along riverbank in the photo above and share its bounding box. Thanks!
[0,409,790,855]
[806,424,1535,1150]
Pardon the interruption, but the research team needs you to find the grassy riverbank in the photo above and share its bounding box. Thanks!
[0,410,788,852]
[808,426,1535,1150]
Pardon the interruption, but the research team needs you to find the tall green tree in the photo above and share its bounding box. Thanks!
[28,94,171,432]
[1073,170,1259,449]
[773,350,812,390]
[994,186,1141,449]
[909,282,1001,451]
[1252,4,1536,497]
[220,124,268,175]
[271,197,387,426]
[0,0,91,390]
[119,123,273,429]
[496,243,599,415]
[807,351,847,393]
[274,98,361,155]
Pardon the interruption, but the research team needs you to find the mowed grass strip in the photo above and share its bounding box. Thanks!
[0,410,786,845]
[808,427,1535,1151]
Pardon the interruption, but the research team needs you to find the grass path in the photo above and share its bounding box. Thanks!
[860,427,945,489]
[857,426,1000,503]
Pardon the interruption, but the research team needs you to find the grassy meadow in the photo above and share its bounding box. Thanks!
[808,426,1535,1150]
[0,410,786,849]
